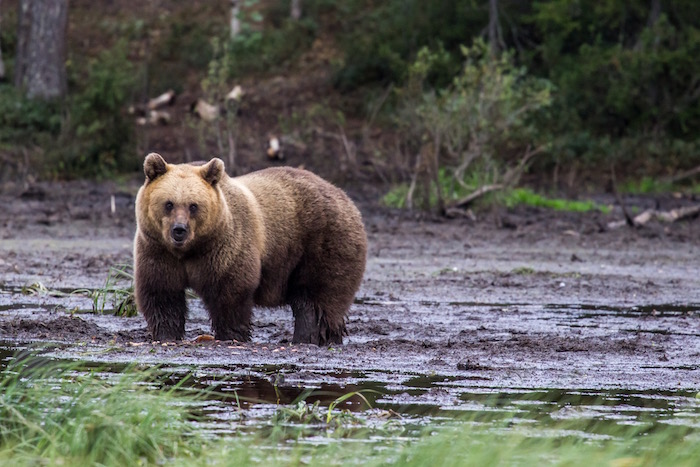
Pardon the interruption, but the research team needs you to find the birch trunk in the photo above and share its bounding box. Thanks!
[231,0,241,38]
[290,0,302,20]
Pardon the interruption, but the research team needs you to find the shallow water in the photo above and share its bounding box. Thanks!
[2,341,698,444]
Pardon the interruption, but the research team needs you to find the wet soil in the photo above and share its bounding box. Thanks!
[1,180,699,402]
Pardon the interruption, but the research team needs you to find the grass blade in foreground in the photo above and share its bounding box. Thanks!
[1,353,699,466]
[0,355,202,465]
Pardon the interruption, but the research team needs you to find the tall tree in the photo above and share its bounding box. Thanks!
[0,0,5,81]
[14,0,68,99]
[290,0,302,20]
[230,0,241,38]
[487,0,503,56]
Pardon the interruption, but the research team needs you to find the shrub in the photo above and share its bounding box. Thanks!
[56,40,139,177]
[393,39,553,211]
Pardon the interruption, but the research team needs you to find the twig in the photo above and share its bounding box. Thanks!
[610,163,634,227]
[451,183,504,208]
[227,129,236,175]
[662,164,700,185]
[338,126,357,175]
[405,153,422,210]
[502,145,544,186]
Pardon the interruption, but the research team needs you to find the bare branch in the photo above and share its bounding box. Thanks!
[662,164,700,185]
[451,183,504,209]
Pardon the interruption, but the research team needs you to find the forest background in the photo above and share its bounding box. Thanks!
[0,0,698,212]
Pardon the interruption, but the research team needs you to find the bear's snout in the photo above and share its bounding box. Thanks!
[170,223,189,244]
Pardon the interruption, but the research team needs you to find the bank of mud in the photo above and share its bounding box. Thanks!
[0,181,699,397]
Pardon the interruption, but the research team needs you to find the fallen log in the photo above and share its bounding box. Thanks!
[607,204,700,229]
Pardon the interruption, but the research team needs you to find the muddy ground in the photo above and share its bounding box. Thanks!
[1,180,699,406]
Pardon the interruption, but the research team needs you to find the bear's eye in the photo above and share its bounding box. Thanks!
[165,201,174,212]
[189,203,198,214]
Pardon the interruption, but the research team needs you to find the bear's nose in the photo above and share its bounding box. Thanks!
[170,223,188,243]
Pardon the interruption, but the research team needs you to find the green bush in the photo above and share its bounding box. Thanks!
[0,40,138,178]
[56,40,139,177]
[226,17,317,78]
[392,39,553,211]
[150,8,222,93]
[331,0,485,91]
[525,0,700,176]
[330,0,700,183]
[0,85,61,144]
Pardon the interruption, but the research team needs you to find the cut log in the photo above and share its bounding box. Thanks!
[607,204,700,229]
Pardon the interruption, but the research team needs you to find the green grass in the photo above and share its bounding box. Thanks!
[87,263,198,317]
[89,263,137,317]
[384,183,613,214]
[1,355,699,466]
[505,188,611,213]
[390,424,700,467]
[0,357,202,465]
[620,176,674,194]
[620,176,700,195]
[382,182,411,209]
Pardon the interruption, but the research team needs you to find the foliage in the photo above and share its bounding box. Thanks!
[331,0,486,91]
[4,0,700,184]
[188,38,241,171]
[57,40,139,177]
[0,33,138,178]
[225,20,317,78]
[327,0,700,186]
[522,0,700,177]
[390,423,700,467]
[383,167,494,209]
[152,7,221,92]
[0,85,62,144]
[0,84,60,181]
[394,39,552,211]
[272,390,373,431]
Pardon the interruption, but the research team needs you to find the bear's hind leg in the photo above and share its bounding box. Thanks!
[290,293,346,346]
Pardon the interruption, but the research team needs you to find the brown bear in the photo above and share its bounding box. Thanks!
[133,153,367,345]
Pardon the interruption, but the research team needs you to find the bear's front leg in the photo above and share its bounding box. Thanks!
[137,288,188,341]
[197,283,255,342]
[134,247,188,341]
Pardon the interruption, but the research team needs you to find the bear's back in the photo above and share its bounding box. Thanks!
[235,167,363,236]
[230,167,366,308]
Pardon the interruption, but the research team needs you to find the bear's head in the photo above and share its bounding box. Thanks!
[136,153,227,253]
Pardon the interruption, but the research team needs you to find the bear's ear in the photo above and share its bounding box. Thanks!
[200,158,225,186]
[144,153,168,182]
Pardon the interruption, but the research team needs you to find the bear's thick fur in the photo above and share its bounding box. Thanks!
[134,153,367,345]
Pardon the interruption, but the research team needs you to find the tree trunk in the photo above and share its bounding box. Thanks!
[647,0,662,27]
[290,0,302,20]
[0,0,5,81]
[230,0,241,38]
[488,0,501,56]
[14,0,68,99]
[0,38,4,81]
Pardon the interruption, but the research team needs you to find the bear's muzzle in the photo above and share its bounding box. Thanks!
[170,223,189,245]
